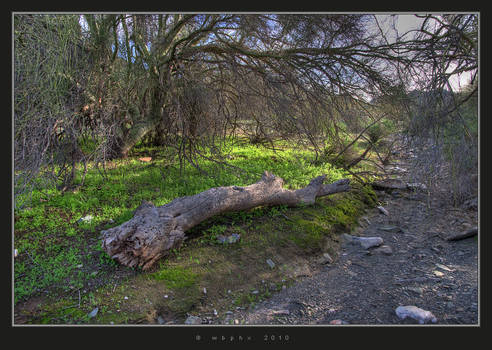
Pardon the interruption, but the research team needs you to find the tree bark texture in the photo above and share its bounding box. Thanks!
[101,171,351,270]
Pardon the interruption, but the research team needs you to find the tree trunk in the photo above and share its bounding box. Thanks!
[116,117,161,158]
[101,171,351,270]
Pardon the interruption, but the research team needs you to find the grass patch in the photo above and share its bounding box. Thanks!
[14,137,380,324]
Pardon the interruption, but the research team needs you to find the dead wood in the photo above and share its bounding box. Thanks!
[101,171,350,270]
[446,227,478,241]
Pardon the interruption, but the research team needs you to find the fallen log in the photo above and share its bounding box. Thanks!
[446,227,478,241]
[101,171,350,270]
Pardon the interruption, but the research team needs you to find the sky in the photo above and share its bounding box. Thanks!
[373,14,476,92]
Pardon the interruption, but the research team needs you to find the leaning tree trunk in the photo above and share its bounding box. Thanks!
[101,171,351,270]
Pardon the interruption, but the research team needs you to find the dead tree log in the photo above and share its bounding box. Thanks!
[101,171,350,270]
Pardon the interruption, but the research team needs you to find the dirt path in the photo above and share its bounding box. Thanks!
[226,151,479,325]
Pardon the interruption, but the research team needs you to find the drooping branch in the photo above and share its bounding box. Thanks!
[101,171,350,270]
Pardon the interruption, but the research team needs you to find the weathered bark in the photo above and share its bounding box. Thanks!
[101,171,351,270]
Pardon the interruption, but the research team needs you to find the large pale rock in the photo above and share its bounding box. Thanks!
[395,306,437,324]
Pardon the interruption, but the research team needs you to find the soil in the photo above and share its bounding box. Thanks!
[212,146,479,325]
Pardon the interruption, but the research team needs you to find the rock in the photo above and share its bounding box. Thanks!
[373,245,393,255]
[157,316,165,324]
[88,307,99,319]
[406,287,424,295]
[395,306,437,324]
[14,249,18,258]
[266,259,276,269]
[124,296,129,300]
[462,197,478,211]
[213,309,218,316]
[234,319,240,324]
[184,315,202,325]
[318,252,334,264]
[77,215,93,224]
[435,263,454,272]
[329,319,349,325]
[251,290,259,295]
[342,234,383,249]
[228,233,241,243]
[407,183,428,192]
[377,206,389,216]
[203,287,207,294]
[270,309,290,316]
[358,236,384,249]
[433,270,444,277]
[379,225,400,233]
[290,264,312,278]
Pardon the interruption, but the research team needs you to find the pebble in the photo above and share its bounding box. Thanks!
[318,252,334,264]
[433,270,444,277]
[377,206,389,216]
[395,305,437,324]
[379,225,400,233]
[436,263,454,272]
[266,259,276,269]
[184,316,202,325]
[329,319,348,325]
[373,245,393,255]
[88,307,98,319]
[77,215,93,224]
[406,287,424,295]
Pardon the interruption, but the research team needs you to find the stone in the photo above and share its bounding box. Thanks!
[88,307,98,319]
[407,183,428,192]
[266,259,276,269]
[406,287,424,295]
[329,319,348,325]
[377,206,389,216]
[433,270,444,277]
[270,309,290,316]
[395,306,437,324]
[379,225,400,233]
[77,215,93,224]
[357,236,384,249]
[318,252,334,264]
[373,245,393,255]
[157,316,165,324]
[435,263,454,272]
[184,315,202,325]
[228,233,241,243]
